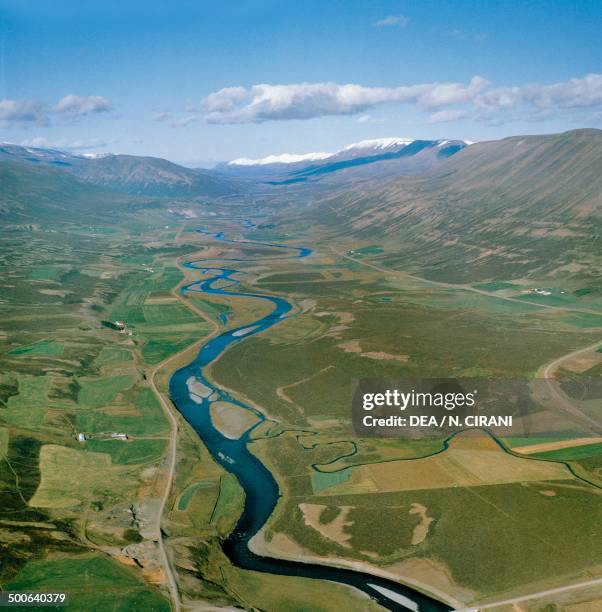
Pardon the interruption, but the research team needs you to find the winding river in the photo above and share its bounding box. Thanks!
[168,224,451,612]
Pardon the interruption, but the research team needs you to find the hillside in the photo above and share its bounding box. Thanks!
[218,138,468,184]
[69,154,242,197]
[292,129,602,283]
[0,145,242,198]
[0,161,131,224]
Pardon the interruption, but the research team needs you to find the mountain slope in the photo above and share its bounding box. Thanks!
[68,154,241,197]
[295,129,602,283]
[0,161,131,224]
[218,138,468,184]
[0,144,242,198]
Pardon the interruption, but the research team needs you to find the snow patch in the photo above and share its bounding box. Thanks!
[229,152,332,166]
[343,137,413,151]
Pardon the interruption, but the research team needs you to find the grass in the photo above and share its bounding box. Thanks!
[2,376,51,428]
[27,265,64,280]
[0,427,8,457]
[177,481,215,511]
[532,442,602,461]
[270,479,600,596]
[5,554,169,611]
[76,387,169,437]
[94,346,133,366]
[473,281,521,292]
[7,339,64,356]
[77,375,137,409]
[0,217,210,599]
[211,474,244,534]
[311,469,353,494]
[30,444,136,509]
[84,438,168,465]
[141,335,200,365]
[142,303,198,325]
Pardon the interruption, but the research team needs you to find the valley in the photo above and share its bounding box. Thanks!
[0,128,601,611]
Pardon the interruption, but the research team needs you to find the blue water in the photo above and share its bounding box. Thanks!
[168,224,451,611]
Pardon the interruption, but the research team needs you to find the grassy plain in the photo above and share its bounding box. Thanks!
[200,219,602,605]
[2,201,601,610]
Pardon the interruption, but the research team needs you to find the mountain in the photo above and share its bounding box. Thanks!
[67,154,242,197]
[0,144,241,198]
[217,138,469,184]
[0,160,131,224]
[291,129,602,283]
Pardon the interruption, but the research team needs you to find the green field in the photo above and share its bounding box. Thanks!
[7,339,64,356]
[532,442,602,461]
[77,375,137,408]
[177,481,215,510]
[94,346,133,366]
[5,555,169,611]
[211,474,244,534]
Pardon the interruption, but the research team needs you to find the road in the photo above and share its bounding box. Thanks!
[146,262,220,612]
[459,576,602,610]
[540,339,602,432]
[149,350,185,612]
[334,249,602,316]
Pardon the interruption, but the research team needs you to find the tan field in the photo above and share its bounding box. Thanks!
[319,432,573,495]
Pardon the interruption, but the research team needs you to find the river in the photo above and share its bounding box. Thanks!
[168,224,452,612]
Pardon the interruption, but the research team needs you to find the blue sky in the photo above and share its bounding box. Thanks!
[1,0,601,164]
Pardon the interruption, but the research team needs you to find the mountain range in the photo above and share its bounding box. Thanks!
[216,137,469,183]
[1,129,600,286]
[0,144,242,198]
[298,128,602,283]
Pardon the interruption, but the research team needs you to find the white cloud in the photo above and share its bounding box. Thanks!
[152,111,172,122]
[0,99,45,123]
[201,73,602,126]
[375,15,409,27]
[202,77,487,124]
[19,136,111,151]
[153,111,197,128]
[53,94,112,117]
[475,73,602,110]
[170,115,197,128]
[427,109,468,123]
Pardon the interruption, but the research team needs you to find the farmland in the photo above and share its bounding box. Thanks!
[1,197,600,610]
[198,215,602,606]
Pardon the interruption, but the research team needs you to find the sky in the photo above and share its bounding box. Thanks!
[0,0,601,165]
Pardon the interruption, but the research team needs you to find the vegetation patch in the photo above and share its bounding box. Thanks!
[5,554,169,611]
[7,339,64,357]
[30,444,135,508]
[94,347,133,366]
[177,481,215,511]
[211,474,244,534]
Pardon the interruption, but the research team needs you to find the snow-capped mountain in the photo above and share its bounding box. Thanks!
[229,151,332,166]
[218,137,470,183]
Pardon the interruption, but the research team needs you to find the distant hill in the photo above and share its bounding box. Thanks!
[68,154,242,197]
[0,160,130,224]
[0,144,242,198]
[298,129,602,282]
[217,138,469,184]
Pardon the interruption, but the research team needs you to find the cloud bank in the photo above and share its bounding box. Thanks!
[53,95,112,117]
[203,77,487,124]
[201,73,602,125]
[0,94,112,126]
